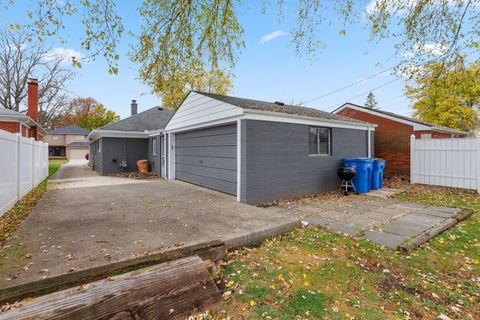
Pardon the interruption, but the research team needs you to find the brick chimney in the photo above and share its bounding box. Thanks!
[131,99,138,116]
[27,78,39,122]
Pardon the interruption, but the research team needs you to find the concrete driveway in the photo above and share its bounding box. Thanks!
[0,162,296,288]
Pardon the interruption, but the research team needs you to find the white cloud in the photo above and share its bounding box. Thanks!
[42,47,84,65]
[259,30,288,45]
[421,43,447,56]
[402,43,446,58]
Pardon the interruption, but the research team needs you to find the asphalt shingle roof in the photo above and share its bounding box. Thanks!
[65,141,88,147]
[48,125,90,135]
[196,91,369,124]
[0,107,28,118]
[99,106,174,132]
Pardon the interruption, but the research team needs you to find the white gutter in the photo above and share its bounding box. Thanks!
[148,129,165,137]
[430,126,468,135]
[87,129,150,142]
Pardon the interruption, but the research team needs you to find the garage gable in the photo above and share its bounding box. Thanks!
[165,92,243,132]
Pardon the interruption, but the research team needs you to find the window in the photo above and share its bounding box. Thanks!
[75,135,86,140]
[152,138,157,156]
[420,133,432,139]
[52,135,59,140]
[97,140,102,152]
[308,127,331,156]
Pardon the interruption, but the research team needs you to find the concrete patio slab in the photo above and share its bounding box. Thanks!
[396,213,446,227]
[413,209,458,219]
[271,192,466,250]
[381,220,429,237]
[304,215,335,226]
[323,222,366,236]
[363,230,405,248]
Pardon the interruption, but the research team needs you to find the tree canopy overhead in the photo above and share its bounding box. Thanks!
[2,0,479,107]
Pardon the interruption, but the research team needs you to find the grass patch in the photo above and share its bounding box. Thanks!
[0,160,65,245]
[48,159,67,177]
[205,185,480,319]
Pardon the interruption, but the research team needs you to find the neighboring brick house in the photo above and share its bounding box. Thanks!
[0,79,46,141]
[333,103,468,177]
[44,125,90,159]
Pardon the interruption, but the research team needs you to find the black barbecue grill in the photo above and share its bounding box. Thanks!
[337,167,357,195]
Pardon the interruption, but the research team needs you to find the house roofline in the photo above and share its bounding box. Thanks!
[0,114,47,136]
[87,129,149,141]
[242,108,377,130]
[334,103,468,135]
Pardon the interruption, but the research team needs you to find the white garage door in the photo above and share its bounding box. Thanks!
[68,148,88,160]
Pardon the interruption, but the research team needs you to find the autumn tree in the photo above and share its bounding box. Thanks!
[59,97,119,130]
[365,92,378,109]
[157,62,232,111]
[59,97,97,127]
[2,1,477,101]
[79,104,120,130]
[0,29,75,129]
[405,58,480,132]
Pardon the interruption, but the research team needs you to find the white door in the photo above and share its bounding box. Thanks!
[68,148,88,160]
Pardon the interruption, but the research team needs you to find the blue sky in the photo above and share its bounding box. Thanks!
[2,1,412,119]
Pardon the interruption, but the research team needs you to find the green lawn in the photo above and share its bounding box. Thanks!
[0,160,66,244]
[206,185,479,319]
[48,159,68,177]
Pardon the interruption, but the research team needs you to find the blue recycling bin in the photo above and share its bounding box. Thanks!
[371,159,386,190]
[343,158,374,194]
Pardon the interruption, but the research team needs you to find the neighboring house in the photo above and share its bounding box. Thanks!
[87,100,174,175]
[333,103,468,177]
[44,125,90,159]
[164,91,376,204]
[0,79,46,141]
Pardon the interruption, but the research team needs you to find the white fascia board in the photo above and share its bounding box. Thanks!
[335,104,429,131]
[148,129,164,137]
[165,116,242,133]
[430,126,467,135]
[87,130,149,142]
[0,115,27,123]
[242,109,376,131]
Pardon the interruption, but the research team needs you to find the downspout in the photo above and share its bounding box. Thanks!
[367,126,372,158]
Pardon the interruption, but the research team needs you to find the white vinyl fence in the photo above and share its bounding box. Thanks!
[0,130,49,217]
[410,135,480,192]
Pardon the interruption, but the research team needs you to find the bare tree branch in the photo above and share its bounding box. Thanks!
[0,29,75,129]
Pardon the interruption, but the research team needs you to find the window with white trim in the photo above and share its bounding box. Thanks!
[152,138,157,155]
[308,127,331,155]
[97,140,102,152]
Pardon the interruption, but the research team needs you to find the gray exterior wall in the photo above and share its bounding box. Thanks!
[175,124,237,195]
[90,137,148,175]
[241,120,370,204]
[148,135,162,176]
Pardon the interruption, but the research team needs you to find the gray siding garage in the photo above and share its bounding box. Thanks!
[165,91,376,204]
[240,120,373,204]
[175,124,237,195]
